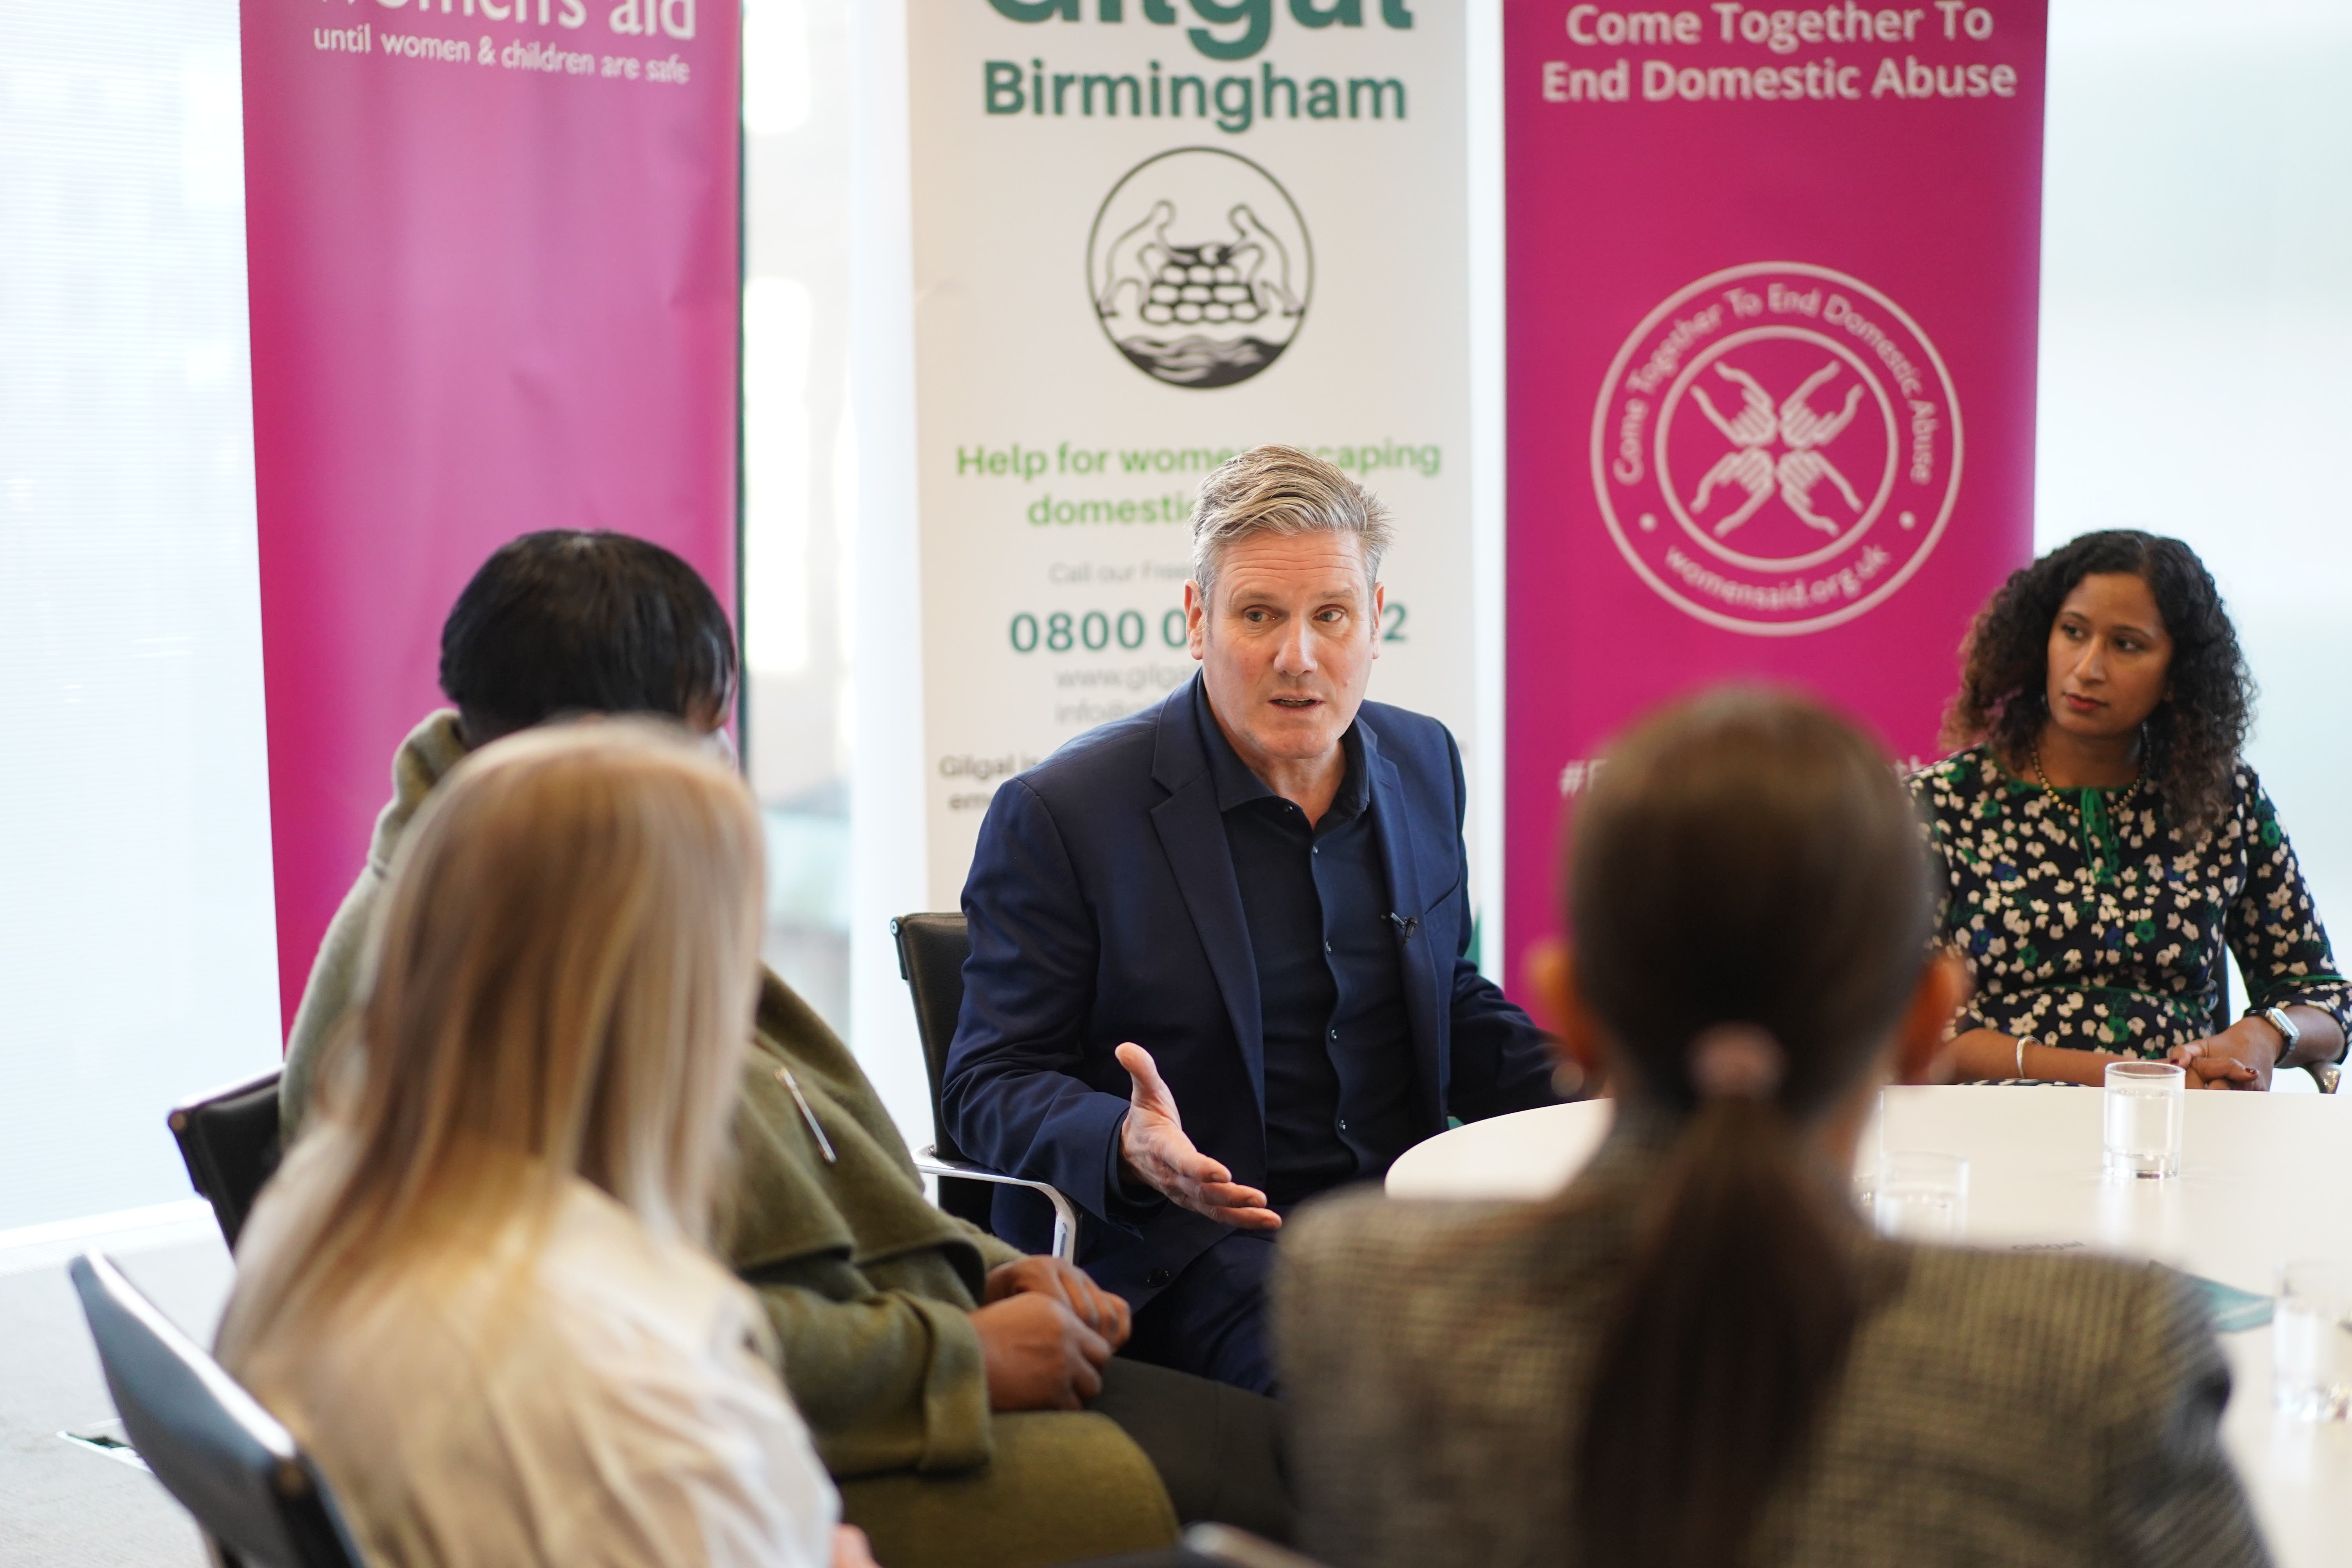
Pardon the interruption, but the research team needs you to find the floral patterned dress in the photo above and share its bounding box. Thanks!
[1910,746,2351,1060]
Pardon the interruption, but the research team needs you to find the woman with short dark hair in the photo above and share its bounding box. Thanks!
[1916,530,2347,1088]
[280,529,739,1136]
[1278,688,2268,1568]
[439,528,740,746]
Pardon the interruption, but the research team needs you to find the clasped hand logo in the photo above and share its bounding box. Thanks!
[1687,360,1866,539]
[1094,200,1303,331]
[1087,148,1313,390]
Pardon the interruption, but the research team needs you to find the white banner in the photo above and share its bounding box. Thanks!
[909,0,1473,905]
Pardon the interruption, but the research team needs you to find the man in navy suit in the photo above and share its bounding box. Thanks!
[943,446,1559,1394]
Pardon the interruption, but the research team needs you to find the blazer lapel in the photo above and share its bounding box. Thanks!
[1150,687,1268,1120]
[1361,720,1446,1128]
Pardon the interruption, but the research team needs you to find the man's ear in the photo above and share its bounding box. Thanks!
[1184,579,1207,661]
[1528,938,1603,1089]
[1893,951,1969,1086]
[1370,580,1386,659]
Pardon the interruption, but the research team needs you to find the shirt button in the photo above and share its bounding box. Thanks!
[1145,1268,1172,1288]
[1339,1118,1349,1132]
[1324,939,1333,952]
[1329,1029,1339,1040]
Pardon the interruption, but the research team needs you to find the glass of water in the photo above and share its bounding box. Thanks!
[1873,1151,1968,1243]
[2274,1261,2352,1421]
[2103,1060,2185,1179]
[1851,1089,1886,1210]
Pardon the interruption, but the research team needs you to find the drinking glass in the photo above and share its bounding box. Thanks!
[1850,1090,1886,1210]
[2274,1261,2352,1421]
[2103,1060,2184,1179]
[1873,1151,1968,1243]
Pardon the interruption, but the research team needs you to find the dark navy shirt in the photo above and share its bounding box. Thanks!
[1193,682,1419,1211]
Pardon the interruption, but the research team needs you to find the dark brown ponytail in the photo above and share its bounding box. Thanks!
[1564,689,1935,1568]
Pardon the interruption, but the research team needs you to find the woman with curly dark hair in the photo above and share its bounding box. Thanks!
[1913,530,2348,1089]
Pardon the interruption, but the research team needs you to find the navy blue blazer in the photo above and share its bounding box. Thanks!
[942,679,1556,1306]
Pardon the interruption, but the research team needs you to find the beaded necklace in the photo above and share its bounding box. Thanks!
[2029,737,2144,810]
[2029,735,2145,886]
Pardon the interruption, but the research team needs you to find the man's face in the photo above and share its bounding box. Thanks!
[1187,530,1383,771]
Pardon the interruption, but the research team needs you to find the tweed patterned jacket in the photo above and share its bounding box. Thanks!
[1276,1121,2270,1568]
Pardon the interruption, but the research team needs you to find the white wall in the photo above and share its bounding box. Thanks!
[2038,0,2352,939]
[0,0,280,1232]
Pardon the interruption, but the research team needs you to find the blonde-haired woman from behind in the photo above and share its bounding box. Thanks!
[218,721,878,1568]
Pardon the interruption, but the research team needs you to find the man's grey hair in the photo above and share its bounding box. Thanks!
[1189,445,1394,601]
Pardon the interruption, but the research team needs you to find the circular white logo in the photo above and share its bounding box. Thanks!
[1590,262,1962,635]
[1087,147,1313,390]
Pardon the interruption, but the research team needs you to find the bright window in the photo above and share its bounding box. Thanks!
[0,0,278,1233]
[2038,0,2352,944]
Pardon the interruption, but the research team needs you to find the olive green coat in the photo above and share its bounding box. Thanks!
[730,976,1177,1566]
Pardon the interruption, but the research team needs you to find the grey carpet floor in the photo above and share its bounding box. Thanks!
[0,1239,232,1565]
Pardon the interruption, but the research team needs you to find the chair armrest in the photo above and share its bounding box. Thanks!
[913,1148,1080,1263]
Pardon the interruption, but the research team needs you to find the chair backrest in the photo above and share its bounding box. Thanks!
[69,1252,364,1568]
[891,912,973,1160]
[892,912,1002,1231]
[169,1069,286,1250]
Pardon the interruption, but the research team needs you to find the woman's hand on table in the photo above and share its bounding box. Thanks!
[1950,1029,2112,1086]
[2176,1049,2252,1089]
[1948,1029,2029,1083]
[1954,1027,2259,1088]
[2171,1022,2276,1091]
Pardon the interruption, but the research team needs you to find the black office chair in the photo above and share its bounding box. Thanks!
[168,1067,285,1251]
[892,912,1081,1261]
[68,1252,364,1568]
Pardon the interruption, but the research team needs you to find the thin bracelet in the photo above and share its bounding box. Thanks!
[2015,1036,2028,1078]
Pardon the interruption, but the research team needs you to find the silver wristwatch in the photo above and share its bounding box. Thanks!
[2251,1004,2301,1056]
[2249,1005,2338,1092]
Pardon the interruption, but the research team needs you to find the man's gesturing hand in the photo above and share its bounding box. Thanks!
[1115,1042,1281,1232]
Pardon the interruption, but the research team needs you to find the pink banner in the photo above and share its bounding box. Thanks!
[1504,0,2046,992]
[242,0,741,1028]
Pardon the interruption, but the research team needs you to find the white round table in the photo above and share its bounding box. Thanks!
[1387,1086,2352,1568]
